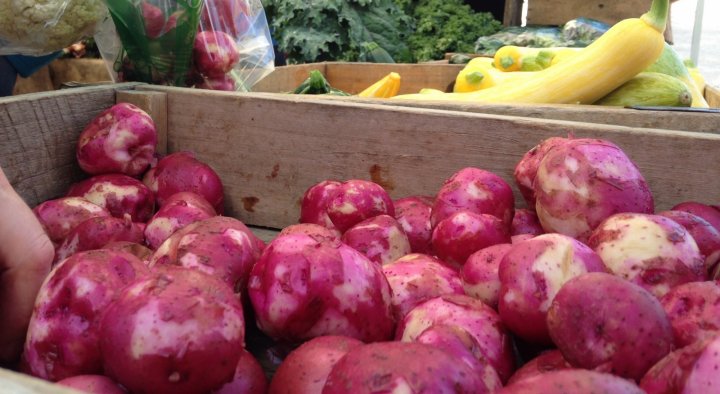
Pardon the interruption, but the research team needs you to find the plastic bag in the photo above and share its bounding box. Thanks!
[0,0,108,55]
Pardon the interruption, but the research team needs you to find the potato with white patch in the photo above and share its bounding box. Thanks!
[66,174,155,222]
[506,350,572,385]
[54,216,146,264]
[99,267,245,394]
[214,349,268,394]
[76,103,157,177]
[342,214,411,265]
[57,375,127,394]
[658,210,720,271]
[672,201,720,232]
[534,138,654,242]
[500,370,645,394]
[588,213,706,298]
[103,241,154,261]
[397,294,514,383]
[640,335,720,394]
[382,253,464,320]
[513,137,569,209]
[248,233,394,343]
[22,250,148,381]
[144,192,217,249]
[460,243,512,309]
[431,211,510,268]
[547,272,673,381]
[326,179,394,233]
[33,197,111,247]
[394,196,434,254]
[660,281,720,348]
[299,180,342,229]
[278,223,341,241]
[511,208,544,237]
[498,233,606,344]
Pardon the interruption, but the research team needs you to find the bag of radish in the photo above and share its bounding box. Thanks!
[95,0,274,91]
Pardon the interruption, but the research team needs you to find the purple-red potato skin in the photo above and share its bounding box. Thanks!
[278,223,341,241]
[341,214,411,265]
[326,179,394,233]
[506,350,572,385]
[397,294,514,383]
[152,152,225,214]
[23,250,148,381]
[394,196,433,254]
[100,268,245,394]
[534,138,654,242]
[461,243,512,309]
[640,335,720,394]
[431,211,511,268]
[588,213,706,298]
[500,369,645,394]
[66,174,155,222]
[513,137,569,209]
[382,253,464,320]
[194,30,240,78]
[431,167,515,229]
[321,342,494,394]
[55,216,146,263]
[511,208,545,237]
[214,349,268,394]
[547,272,673,381]
[149,216,265,291]
[103,241,154,261]
[498,233,607,344]
[660,281,720,348]
[268,335,363,394]
[144,192,217,249]
[299,180,342,229]
[658,210,720,270]
[33,197,111,245]
[76,103,157,177]
[57,375,127,394]
[672,201,720,232]
[248,233,394,343]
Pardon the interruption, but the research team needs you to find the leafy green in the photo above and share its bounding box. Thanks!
[264,0,413,63]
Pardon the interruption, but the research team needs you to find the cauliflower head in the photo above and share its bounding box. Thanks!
[0,0,107,54]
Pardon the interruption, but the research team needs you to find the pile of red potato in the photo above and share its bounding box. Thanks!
[17,102,720,394]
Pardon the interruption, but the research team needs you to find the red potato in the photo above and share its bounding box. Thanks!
[431,167,515,229]
[500,369,645,394]
[513,136,569,209]
[672,201,720,232]
[33,197,111,246]
[66,174,155,222]
[506,350,572,385]
[57,375,126,394]
[76,103,158,177]
[144,192,217,249]
[658,209,720,271]
[142,1,165,38]
[660,281,720,348]
[22,250,148,381]
[322,342,495,394]
[268,335,363,394]
[588,213,706,298]
[278,223,341,241]
[100,267,245,394]
[103,241,154,261]
[394,196,433,254]
[149,151,225,214]
[640,335,720,394]
[511,208,544,237]
[214,349,268,394]
[498,233,607,344]
[55,216,146,264]
[299,180,342,229]
[431,211,510,268]
[197,74,237,91]
[248,233,394,343]
[547,272,673,381]
[397,294,514,383]
[149,216,265,292]
[534,138,654,242]
[461,243,512,309]
[194,30,240,78]
[341,214,411,265]
[326,179,395,233]
[382,253,464,320]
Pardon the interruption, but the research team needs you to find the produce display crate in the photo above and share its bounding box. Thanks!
[2,83,720,391]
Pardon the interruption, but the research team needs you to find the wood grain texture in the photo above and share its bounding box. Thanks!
[116,90,169,154]
[0,84,138,208]
[251,63,327,94]
[143,86,720,230]
[526,0,652,26]
[0,368,82,394]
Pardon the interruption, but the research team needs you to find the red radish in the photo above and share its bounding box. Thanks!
[326,179,395,233]
[54,216,145,264]
[142,2,165,39]
[658,209,720,271]
[510,208,544,237]
[299,180,342,229]
[534,138,654,242]
[431,211,510,268]
[214,349,268,394]
[461,243,512,309]
[57,375,126,394]
[672,201,720,232]
[660,281,720,348]
[513,136,568,209]
[432,167,515,229]
[640,335,720,394]
[144,191,217,249]
[66,174,155,222]
[201,0,251,37]
[268,336,363,394]
[23,250,148,381]
[194,30,240,78]
[393,196,433,254]
[100,267,245,394]
[76,103,158,177]
[506,350,572,385]
[341,214,411,265]
[33,197,111,246]
[500,369,645,394]
[382,253,464,320]
[248,233,394,343]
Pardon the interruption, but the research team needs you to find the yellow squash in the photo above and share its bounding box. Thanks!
[454,67,537,93]
[494,46,581,72]
[357,72,401,98]
[394,0,669,105]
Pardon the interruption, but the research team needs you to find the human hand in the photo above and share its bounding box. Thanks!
[0,168,54,366]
